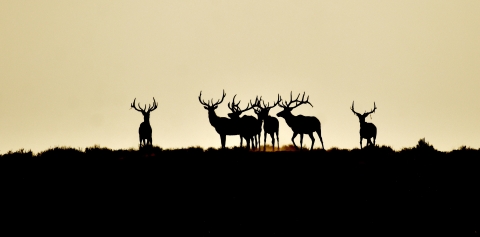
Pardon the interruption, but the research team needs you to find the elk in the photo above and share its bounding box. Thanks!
[350,101,377,149]
[199,90,241,149]
[276,92,324,150]
[130,98,158,147]
[227,95,259,150]
[252,96,281,151]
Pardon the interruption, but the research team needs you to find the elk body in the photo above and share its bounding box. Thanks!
[131,98,158,147]
[276,92,324,150]
[199,90,241,149]
[227,95,260,150]
[351,102,377,149]
[253,96,280,151]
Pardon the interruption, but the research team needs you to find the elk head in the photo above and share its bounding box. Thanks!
[131,98,158,122]
[253,95,281,121]
[227,95,255,119]
[198,90,226,113]
[350,101,377,123]
[276,92,313,118]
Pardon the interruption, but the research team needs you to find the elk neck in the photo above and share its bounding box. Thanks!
[207,110,220,127]
[279,111,296,126]
[142,113,150,124]
[358,115,368,127]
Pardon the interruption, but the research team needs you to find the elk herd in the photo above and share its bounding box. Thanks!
[130,91,378,150]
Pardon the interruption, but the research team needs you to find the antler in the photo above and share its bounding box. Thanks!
[227,95,242,112]
[350,101,360,116]
[131,98,157,113]
[364,102,377,116]
[131,98,143,112]
[261,94,281,110]
[229,95,256,114]
[147,98,158,112]
[279,92,313,109]
[351,101,376,116]
[199,90,226,108]
[252,94,281,114]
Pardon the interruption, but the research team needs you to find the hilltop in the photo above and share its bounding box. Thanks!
[1,139,479,235]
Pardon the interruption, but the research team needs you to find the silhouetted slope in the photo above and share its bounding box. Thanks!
[1,143,479,235]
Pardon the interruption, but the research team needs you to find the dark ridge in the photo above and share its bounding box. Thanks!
[0,139,479,235]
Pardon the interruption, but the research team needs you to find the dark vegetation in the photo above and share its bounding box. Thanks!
[1,139,479,235]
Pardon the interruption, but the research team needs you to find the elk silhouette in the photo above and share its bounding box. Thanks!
[227,95,259,150]
[130,98,158,147]
[277,92,324,150]
[199,90,241,149]
[351,101,377,149]
[252,96,281,151]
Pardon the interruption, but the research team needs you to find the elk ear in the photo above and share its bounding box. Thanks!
[204,106,208,110]
[214,105,218,109]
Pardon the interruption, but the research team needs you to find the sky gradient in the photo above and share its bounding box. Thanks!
[1,1,479,153]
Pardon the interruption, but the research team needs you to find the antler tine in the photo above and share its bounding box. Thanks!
[351,101,363,116]
[147,97,158,112]
[351,101,356,113]
[365,102,377,115]
[137,101,146,112]
[228,94,239,112]
[278,94,289,108]
[241,99,255,113]
[272,94,281,107]
[234,96,241,109]
[249,96,261,109]
[284,91,293,108]
[198,91,210,106]
[275,94,283,108]
[211,90,226,107]
[131,98,143,112]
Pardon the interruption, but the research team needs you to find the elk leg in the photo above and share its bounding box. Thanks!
[300,134,304,150]
[316,129,324,150]
[270,133,275,152]
[221,135,226,149]
[308,133,315,150]
[256,134,259,149]
[373,136,376,146]
[276,131,279,151]
[264,131,268,151]
[360,137,363,149]
[240,136,243,148]
[292,133,298,150]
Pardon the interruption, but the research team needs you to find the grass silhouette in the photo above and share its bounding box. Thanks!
[0,139,479,235]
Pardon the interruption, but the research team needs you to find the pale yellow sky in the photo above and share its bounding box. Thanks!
[1,1,479,153]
